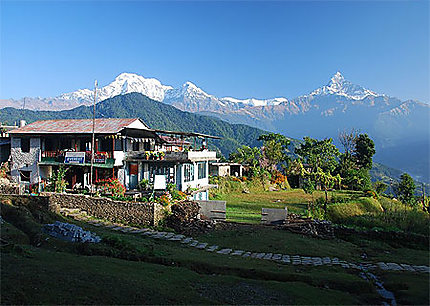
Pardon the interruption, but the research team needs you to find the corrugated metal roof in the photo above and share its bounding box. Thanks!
[159,135,191,146]
[9,118,141,135]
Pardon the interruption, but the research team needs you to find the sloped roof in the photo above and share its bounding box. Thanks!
[9,118,146,135]
[159,135,191,146]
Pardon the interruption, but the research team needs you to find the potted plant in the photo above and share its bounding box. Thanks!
[159,151,165,160]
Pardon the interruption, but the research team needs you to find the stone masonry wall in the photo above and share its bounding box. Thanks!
[10,137,41,184]
[46,193,166,226]
[0,193,166,226]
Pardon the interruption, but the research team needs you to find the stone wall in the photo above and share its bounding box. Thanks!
[0,194,55,212]
[46,193,166,226]
[10,137,41,184]
[0,179,20,194]
[1,193,166,226]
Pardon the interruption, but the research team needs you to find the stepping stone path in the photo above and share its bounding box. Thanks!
[206,245,219,252]
[60,208,430,275]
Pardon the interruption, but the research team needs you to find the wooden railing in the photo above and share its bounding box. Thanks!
[42,150,112,158]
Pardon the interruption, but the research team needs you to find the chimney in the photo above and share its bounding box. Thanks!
[20,120,26,127]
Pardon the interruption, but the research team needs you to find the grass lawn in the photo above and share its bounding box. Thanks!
[215,189,358,223]
[1,193,429,305]
[2,220,380,305]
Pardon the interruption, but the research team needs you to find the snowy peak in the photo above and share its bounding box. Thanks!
[309,71,380,100]
[220,96,288,107]
[59,72,173,103]
[165,81,214,101]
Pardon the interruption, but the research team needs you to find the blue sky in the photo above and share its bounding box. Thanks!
[1,0,428,102]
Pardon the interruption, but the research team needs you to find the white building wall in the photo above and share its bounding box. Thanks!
[180,161,209,192]
[10,137,41,184]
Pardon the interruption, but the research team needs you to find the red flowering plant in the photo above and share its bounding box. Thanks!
[95,178,126,197]
[156,191,172,207]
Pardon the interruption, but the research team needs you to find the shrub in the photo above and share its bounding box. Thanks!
[46,166,69,193]
[270,170,290,190]
[95,178,126,197]
[373,181,388,195]
[156,192,171,207]
[138,179,150,191]
[364,189,378,199]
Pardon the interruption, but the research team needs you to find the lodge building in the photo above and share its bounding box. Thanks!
[8,118,219,200]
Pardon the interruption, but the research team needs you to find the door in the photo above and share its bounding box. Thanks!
[129,162,138,190]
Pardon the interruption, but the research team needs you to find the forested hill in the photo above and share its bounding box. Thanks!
[0,92,265,156]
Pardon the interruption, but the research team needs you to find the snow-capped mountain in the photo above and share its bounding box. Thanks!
[220,97,288,107]
[0,72,293,112]
[163,81,227,113]
[59,72,173,104]
[0,71,386,113]
[307,71,381,100]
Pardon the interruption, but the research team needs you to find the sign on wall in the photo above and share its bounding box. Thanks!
[64,152,85,164]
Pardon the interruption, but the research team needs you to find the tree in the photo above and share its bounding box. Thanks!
[338,133,376,191]
[398,173,416,207]
[339,128,359,156]
[354,134,376,170]
[342,168,372,191]
[295,137,339,173]
[373,181,388,195]
[229,145,262,175]
[295,137,340,210]
[258,133,290,172]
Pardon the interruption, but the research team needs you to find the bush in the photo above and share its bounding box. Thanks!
[270,170,290,190]
[156,192,171,207]
[138,179,150,191]
[167,183,188,201]
[373,181,388,195]
[95,178,126,197]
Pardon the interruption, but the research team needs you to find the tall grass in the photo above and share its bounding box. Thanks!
[328,196,429,235]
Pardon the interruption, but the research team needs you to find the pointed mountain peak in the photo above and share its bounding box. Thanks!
[183,81,198,89]
[329,71,345,85]
[308,72,381,100]
[115,72,139,79]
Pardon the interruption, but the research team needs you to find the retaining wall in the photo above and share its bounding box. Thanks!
[0,193,166,226]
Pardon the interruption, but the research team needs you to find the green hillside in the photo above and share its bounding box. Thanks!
[0,93,265,156]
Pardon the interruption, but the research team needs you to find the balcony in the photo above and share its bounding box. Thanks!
[127,150,217,162]
[41,150,114,167]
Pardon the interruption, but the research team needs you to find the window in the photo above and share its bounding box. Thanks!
[20,170,31,182]
[184,163,194,182]
[198,162,207,179]
[21,138,30,153]
[132,141,140,151]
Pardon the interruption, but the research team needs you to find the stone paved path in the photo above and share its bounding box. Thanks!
[60,208,430,274]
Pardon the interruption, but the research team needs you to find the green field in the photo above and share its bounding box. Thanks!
[216,188,358,223]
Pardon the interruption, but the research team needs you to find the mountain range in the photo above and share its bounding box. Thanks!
[1,72,429,182]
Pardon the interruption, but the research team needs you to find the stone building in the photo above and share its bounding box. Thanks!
[8,118,218,199]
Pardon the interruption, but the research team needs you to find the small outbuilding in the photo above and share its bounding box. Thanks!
[209,162,244,177]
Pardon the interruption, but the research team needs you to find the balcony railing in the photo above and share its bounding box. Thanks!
[41,150,113,164]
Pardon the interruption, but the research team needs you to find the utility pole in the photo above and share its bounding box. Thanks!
[90,80,97,194]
